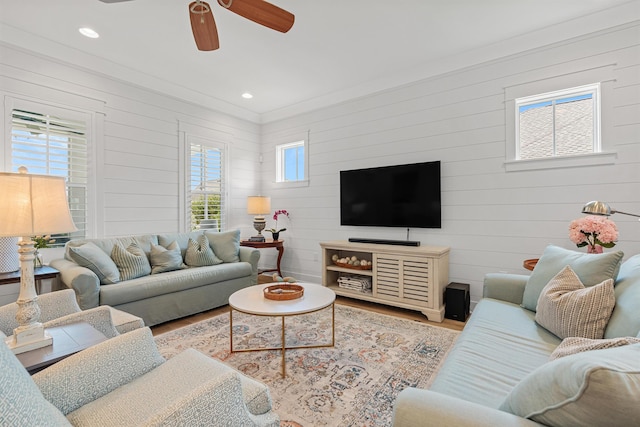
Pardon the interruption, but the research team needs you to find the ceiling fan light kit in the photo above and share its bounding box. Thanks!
[100,0,294,52]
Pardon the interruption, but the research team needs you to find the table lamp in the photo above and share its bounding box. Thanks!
[247,196,271,242]
[582,201,640,219]
[0,167,77,354]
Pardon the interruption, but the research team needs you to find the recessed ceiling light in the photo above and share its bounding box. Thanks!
[242,92,253,99]
[79,27,100,39]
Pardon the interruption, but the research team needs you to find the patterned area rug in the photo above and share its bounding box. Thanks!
[154,305,459,426]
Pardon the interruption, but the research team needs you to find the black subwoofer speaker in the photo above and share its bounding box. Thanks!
[445,282,470,321]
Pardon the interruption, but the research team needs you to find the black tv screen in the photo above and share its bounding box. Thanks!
[340,161,441,228]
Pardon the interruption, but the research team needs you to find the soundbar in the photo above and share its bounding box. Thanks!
[348,238,421,247]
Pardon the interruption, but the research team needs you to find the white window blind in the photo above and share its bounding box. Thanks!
[189,140,225,231]
[10,108,88,245]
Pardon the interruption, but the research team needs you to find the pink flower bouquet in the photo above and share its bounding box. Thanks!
[569,215,618,250]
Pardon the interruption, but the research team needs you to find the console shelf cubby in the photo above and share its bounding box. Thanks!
[320,240,450,322]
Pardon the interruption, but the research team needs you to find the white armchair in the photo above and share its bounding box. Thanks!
[0,289,143,339]
[0,327,280,426]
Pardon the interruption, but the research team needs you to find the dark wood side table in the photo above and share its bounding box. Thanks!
[0,265,60,294]
[240,239,284,277]
[16,322,108,374]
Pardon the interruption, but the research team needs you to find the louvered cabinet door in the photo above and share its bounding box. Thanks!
[374,255,433,309]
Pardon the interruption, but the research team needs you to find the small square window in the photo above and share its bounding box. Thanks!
[516,84,600,160]
[276,140,306,183]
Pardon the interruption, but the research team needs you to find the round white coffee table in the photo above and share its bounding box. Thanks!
[228,282,336,377]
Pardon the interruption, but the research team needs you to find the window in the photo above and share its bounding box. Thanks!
[10,107,88,245]
[516,84,600,160]
[276,140,306,183]
[189,139,225,231]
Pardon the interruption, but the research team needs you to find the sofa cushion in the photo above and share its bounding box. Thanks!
[522,245,623,312]
[185,235,222,267]
[68,242,120,284]
[0,332,72,426]
[111,242,152,281]
[535,265,615,340]
[605,254,640,338]
[205,229,241,263]
[500,344,640,426]
[550,336,640,360]
[99,262,252,307]
[429,298,560,408]
[150,241,184,274]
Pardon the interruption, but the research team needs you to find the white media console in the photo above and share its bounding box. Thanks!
[320,240,450,322]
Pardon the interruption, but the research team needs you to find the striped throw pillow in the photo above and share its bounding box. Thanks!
[535,265,615,340]
[184,234,222,267]
[550,336,640,360]
[111,242,152,281]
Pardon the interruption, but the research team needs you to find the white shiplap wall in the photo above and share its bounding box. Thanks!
[261,22,640,306]
[0,43,262,245]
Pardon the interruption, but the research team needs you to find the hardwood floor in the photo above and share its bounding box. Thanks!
[151,277,466,336]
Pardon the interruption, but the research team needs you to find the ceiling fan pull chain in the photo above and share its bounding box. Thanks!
[219,0,233,9]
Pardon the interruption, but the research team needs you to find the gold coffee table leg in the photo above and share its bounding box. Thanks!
[281,316,286,378]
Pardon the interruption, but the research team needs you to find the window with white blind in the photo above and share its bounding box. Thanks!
[10,107,89,245]
[189,138,226,231]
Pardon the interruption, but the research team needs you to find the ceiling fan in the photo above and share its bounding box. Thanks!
[98,0,295,51]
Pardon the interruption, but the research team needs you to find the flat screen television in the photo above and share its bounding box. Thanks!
[340,161,441,228]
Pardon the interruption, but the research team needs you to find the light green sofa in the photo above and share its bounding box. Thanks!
[0,327,280,426]
[50,230,259,326]
[393,247,640,427]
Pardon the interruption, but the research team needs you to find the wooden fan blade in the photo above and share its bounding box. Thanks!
[189,1,220,51]
[218,0,294,33]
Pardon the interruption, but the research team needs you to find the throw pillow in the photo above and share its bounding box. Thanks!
[535,265,615,340]
[604,254,640,338]
[500,344,640,426]
[550,336,640,361]
[150,241,185,274]
[111,242,152,281]
[204,229,241,263]
[184,234,222,267]
[68,242,120,284]
[522,244,623,312]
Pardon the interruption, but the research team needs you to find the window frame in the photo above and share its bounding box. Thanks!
[5,99,93,245]
[504,66,617,172]
[515,84,601,161]
[186,134,228,232]
[275,138,309,186]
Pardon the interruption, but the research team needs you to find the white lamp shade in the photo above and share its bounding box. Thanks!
[247,196,271,215]
[0,170,77,237]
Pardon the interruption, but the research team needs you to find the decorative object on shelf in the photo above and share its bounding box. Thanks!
[582,200,640,220]
[263,283,304,300]
[0,167,77,354]
[268,209,289,240]
[247,196,271,242]
[0,237,20,273]
[569,215,618,254]
[32,235,55,268]
[331,254,372,270]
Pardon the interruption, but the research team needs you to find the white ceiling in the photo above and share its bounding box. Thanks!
[0,0,638,123]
